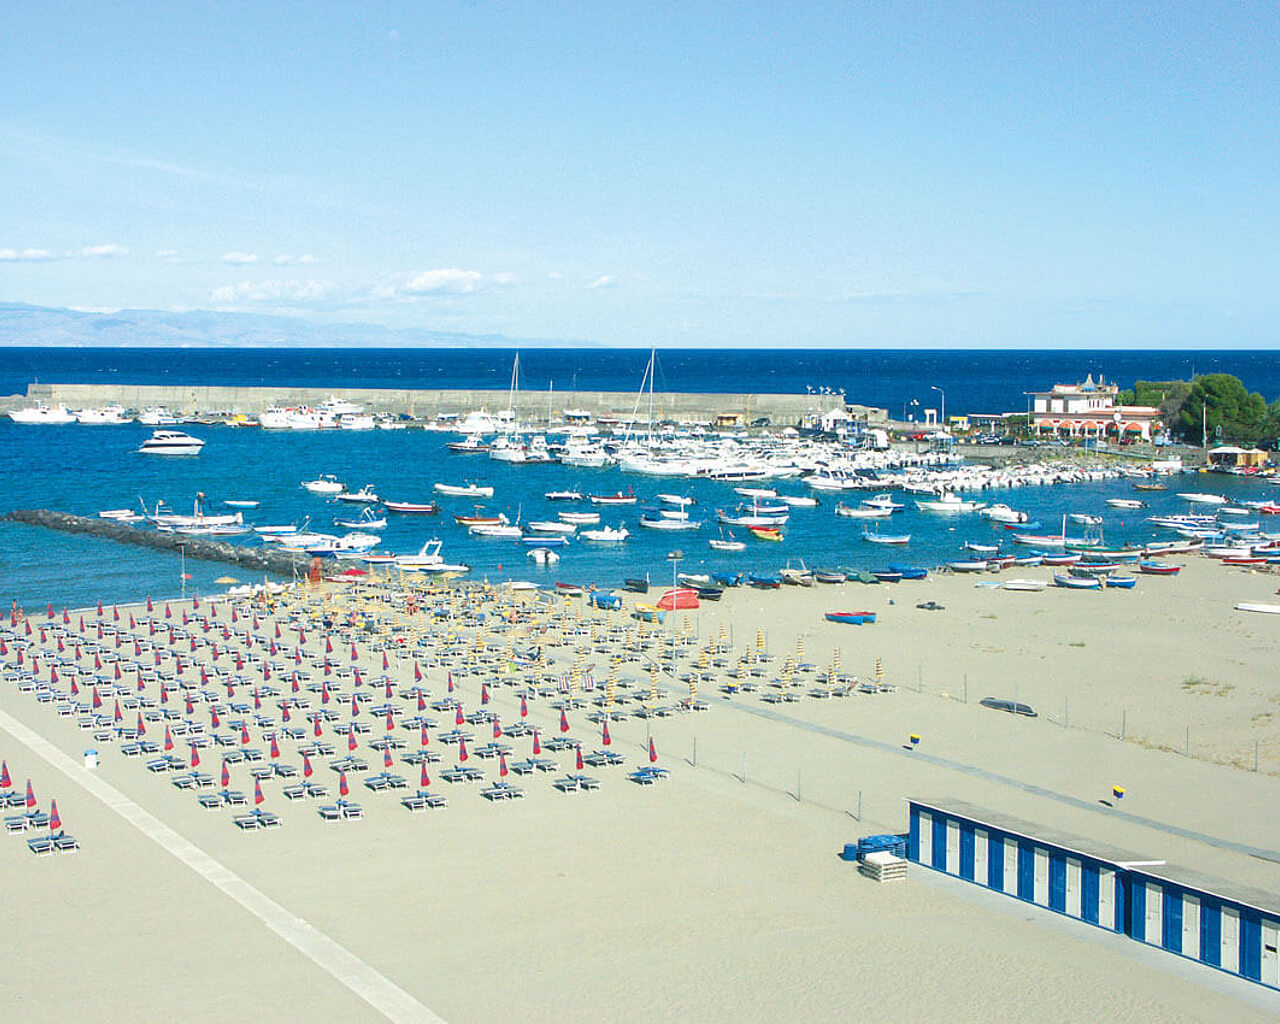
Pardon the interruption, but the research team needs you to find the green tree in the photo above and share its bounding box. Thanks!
[1175,374,1268,445]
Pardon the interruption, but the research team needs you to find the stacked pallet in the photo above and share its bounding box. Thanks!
[857,850,908,883]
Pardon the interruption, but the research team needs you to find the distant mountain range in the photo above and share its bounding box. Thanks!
[0,302,591,349]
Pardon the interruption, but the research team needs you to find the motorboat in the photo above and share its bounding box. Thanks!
[302,475,344,495]
[137,430,206,456]
[709,529,746,552]
[1105,498,1145,510]
[526,521,577,534]
[223,499,259,508]
[76,404,130,425]
[527,547,560,565]
[980,504,1029,524]
[469,522,523,538]
[638,515,702,531]
[8,402,77,425]
[147,494,243,529]
[916,492,987,513]
[558,511,601,525]
[335,485,379,503]
[588,492,638,505]
[860,493,905,512]
[1178,492,1227,505]
[338,413,376,431]
[579,526,630,542]
[434,482,495,498]
[545,490,583,501]
[1068,513,1103,525]
[834,503,892,519]
[388,539,469,573]
[137,407,180,426]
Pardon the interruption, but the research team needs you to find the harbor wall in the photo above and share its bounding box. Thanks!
[10,383,879,425]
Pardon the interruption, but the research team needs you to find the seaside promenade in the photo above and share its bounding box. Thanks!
[2,560,1279,1022]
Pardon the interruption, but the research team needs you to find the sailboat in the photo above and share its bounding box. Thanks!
[709,528,746,552]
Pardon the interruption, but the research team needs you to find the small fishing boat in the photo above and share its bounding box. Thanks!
[1012,554,1044,567]
[638,515,702,531]
[1054,573,1101,589]
[824,611,876,625]
[623,577,650,593]
[861,493,905,512]
[545,490,583,501]
[887,564,928,580]
[558,511,601,525]
[813,569,848,584]
[947,560,989,573]
[1104,575,1137,588]
[748,573,782,589]
[589,492,638,505]
[709,528,746,552]
[712,572,743,587]
[862,525,911,545]
[527,521,577,534]
[519,534,569,546]
[748,526,783,541]
[526,547,560,565]
[1105,498,1145,510]
[469,522,523,538]
[334,508,387,530]
[871,570,902,583]
[1002,578,1048,592]
[1138,561,1181,575]
[222,499,259,509]
[964,541,1000,555]
[384,500,439,514]
[454,512,508,526]
[916,492,987,513]
[780,561,814,586]
[1041,552,1083,566]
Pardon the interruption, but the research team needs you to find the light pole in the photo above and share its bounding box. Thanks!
[930,385,946,430]
[667,550,682,676]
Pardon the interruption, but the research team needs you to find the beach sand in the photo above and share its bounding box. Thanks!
[2,558,1279,1023]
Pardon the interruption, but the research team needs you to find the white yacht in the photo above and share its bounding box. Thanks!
[8,402,77,424]
[76,404,130,425]
[302,474,344,495]
[137,430,206,456]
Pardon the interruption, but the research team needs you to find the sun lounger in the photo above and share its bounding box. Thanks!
[26,834,55,856]
[441,766,484,784]
[481,782,525,801]
[221,790,248,807]
[54,832,80,853]
[233,813,261,831]
[303,782,329,799]
[400,792,448,812]
[402,750,441,765]
[282,784,307,801]
[198,793,224,810]
[272,763,298,778]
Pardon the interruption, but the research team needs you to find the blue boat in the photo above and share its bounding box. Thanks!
[1104,575,1137,589]
[748,573,782,589]
[887,564,928,580]
[712,572,744,587]
[589,591,622,609]
[824,611,877,625]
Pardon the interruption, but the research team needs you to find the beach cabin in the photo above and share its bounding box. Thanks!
[905,798,1280,992]
[907,798,1132,934]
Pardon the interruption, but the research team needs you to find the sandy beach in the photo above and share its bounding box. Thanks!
[2,557,1279,1023]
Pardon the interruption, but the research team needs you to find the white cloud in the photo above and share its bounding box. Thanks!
[221,251,259,265]
[401,267,486,295]
[210,279,334,304]
[586,275,616,289]
[491,272,518,286]
[0,247,56,262]
[78,243,128,258]
[274,253,317,266]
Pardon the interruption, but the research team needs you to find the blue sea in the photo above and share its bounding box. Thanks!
[2,347,1277,612]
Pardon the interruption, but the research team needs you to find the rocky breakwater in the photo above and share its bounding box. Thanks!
[5,509,302,575]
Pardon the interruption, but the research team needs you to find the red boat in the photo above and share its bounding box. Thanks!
[384,500,439,514]
[656,588,699,611]
[588,492,638,505]
[1137,561,1181,575]
[454,513,507,526]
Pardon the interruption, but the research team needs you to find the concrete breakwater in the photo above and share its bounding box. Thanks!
[6,509,302,576]
[10,382,872,424]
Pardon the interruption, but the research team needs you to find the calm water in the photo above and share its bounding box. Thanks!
[1,347,1276,611]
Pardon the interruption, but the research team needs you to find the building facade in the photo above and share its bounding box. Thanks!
[1028,375,1162,441]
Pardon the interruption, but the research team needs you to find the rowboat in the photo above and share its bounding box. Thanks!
[579,526,630,542]
[223,499,260,508]
[454,513,507,526]
[1002,578,1047,592]
[947,560,989,573]
[589,492,638,505]
[544,490,583,501]
[1040,553,1083,566]
[748,573,782,588]
[1104,575,1137,588]
[887,564,928,579]
[824,611,876,625]
[1235,603,1280,614]
[632,603,665,622]
[813,569,848,584]
[383,500,439,515]
[748,526,783,541]
[657,588,699,610]
[558,511,601,525]
[871,570,902,583]
[1138,561,1181,575]
[1053,573,1100,589]
[861,527,910,545]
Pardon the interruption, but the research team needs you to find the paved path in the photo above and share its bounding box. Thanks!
[714,695,1280,864]
[0,707,447,1024]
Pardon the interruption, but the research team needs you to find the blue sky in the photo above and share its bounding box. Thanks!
[0,2,1276,347]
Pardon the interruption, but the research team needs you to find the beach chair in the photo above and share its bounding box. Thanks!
[221,790,248,808]
[53,833,80,853]
[198,793,224,811]
[282,784,307,801]
[232,813,261,831]
[26,834,55,856]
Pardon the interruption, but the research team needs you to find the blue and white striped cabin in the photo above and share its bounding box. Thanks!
[908,797,1134,933]
[906,798,1280,992]
[1126,865,1280,989]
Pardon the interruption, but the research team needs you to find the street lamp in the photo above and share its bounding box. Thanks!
[666,550,682,675]
[930,385,946,429]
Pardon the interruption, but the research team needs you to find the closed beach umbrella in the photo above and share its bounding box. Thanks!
[520,695,528,719]
[352,667,362,687]
[575,745,584,771]
[420,762,430,788]
[602,719,611,746]
[559,709,569,734]
[164,603,171,619]
[382,652,389,671]
[499,753,508,778]
[160,683,169,704]
[313,717,322,737]
[221,760,230,788]
[211,708,221,728]
[254,779,264,806]
[384,746,393,769]
[146,596,153,612]
[0,762,9,789]
[385,711,394,732]
[481,683,490,706]
[493,718,502,740]
[420,724,429,747]
[136,712,146,736]
[532,729,541,756]
[321,681,330,703]
[240,724,250,745]
[649,736,658,763]
[282,704,291,723]
[458,737,468,762]
[113,699,122,723]
[351,694,360,717]
[350,644,358,662]
[164,726,174,751]
[417,692,426,712]
[91,686,102,709]
[347,729,358,752]
[48,800,61,832]
[190,745,200,768]
[325,635,332,653]
[447,671,454,693]
[339,771,349,797]
[455,705,465,727]
[413,661,422,682]
[25,779,36,809]
[269,735,280,760]
[303,753,313,778]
